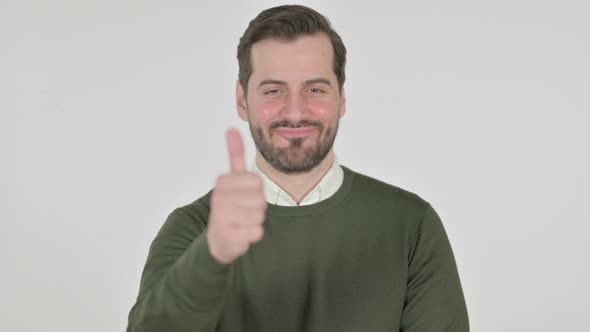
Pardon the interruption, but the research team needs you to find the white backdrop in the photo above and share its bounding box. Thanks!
[2,0,589,331]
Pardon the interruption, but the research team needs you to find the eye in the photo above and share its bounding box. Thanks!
[264,89,282,95]
[308,87,325,94]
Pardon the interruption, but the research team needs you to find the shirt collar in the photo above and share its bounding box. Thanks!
[251,155,344,206]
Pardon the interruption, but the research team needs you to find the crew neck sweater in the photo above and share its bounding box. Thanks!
[127,166,469,332]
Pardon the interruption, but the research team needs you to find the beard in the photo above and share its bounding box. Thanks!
[249,118,338,174]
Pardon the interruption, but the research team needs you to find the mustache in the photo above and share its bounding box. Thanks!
[270,120,323,130]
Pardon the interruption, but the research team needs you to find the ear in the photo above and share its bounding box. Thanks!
[236,79,249,121]
[338,86,347,118]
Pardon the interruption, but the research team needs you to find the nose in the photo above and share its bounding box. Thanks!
[281,92,309,123]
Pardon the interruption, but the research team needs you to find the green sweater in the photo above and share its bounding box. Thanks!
[127,166,469,331]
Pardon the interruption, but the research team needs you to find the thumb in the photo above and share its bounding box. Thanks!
[226,128,246,173]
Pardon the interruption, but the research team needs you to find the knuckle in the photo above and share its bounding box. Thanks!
[244,173,262,189]
[255,210,266,222]
[234,242,249,254]
[252,176,264,191]
[252,227,264,242]
[215,175,226,187]
[216,174,236,188]
[210,192,224,207]
[245,208,262,223]
[257,198,268,210]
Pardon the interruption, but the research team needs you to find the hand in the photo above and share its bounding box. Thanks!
[206,128,267,264]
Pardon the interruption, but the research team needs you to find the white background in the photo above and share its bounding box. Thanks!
[2,0,589,331]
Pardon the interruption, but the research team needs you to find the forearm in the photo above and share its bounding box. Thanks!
[128,211,231,332]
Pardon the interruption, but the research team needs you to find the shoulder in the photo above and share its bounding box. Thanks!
[174,189,214,224]
[344,165,431,213]
[157,189,214,235]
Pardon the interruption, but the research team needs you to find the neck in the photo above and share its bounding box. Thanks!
[255,150,335,204]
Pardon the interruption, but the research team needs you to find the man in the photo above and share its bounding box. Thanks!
[127,5,469,332]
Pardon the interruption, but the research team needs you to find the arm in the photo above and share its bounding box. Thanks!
[127,129,266,331]
[127,206,230,332]
[400,204,469,331]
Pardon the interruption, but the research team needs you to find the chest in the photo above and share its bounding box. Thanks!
[218,214,409,331]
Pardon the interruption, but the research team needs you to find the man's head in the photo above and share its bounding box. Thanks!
[236,5,347,174]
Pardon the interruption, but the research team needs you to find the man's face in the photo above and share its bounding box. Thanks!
[236,32,346,174]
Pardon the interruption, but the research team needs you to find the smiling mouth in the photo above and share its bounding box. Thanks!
[273,126,317,138]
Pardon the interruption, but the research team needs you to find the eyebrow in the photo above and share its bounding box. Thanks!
[257,78,332,88]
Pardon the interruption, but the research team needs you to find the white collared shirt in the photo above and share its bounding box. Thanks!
[251,156,344,206]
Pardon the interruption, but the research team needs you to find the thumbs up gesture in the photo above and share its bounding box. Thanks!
[206,128,268,264]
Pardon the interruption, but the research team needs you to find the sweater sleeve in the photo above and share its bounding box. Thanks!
[127,206,231,332]
[400,204,469,331]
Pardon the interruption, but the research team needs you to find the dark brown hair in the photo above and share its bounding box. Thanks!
[237,5,347,94]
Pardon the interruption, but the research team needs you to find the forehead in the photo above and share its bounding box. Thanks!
[249,33,335,82]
